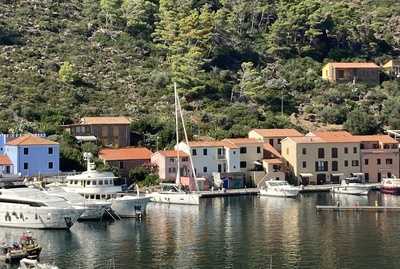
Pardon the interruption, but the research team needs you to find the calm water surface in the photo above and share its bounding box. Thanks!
[1,192,400,269]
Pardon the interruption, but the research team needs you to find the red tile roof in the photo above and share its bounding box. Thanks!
[157,150,189,158]
[354,135,399,144]
[99,147,152,161]
[251,129,303,138]
[223,138,263,146]
[188,141,239,149]
[307,131,361,142]
[263,158,283,164]
[327,62,379,69]
[263,143,282,158]
[81,116,130,125]
[7,135,58,146]
[0,155,12,165]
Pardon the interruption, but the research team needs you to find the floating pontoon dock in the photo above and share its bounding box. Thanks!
[316,205,400,212]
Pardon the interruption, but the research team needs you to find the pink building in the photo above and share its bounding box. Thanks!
[358,135,400,182]
[151,150,190,182]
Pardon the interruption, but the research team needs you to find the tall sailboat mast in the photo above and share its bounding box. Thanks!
[175,84,199,192]
[174,82,181,186]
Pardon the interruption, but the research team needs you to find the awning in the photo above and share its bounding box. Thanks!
[75,136,97,142]
[331,173,344,177]
[300,173,313,177]
[352,173,364,176]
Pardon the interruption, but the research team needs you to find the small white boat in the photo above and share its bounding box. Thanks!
[148,184,200,205]
[259,180,300,198]
[381,178,400,195]
[18,258,59,269]
[331,178,371,196]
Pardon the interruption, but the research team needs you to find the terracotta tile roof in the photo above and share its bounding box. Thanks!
[188,141,239,149]
[157,150,189,158]
[354,135,399,144]
[307,131,361,142]
[99,147,152,161]
[263,143,282,158]
[0,155,12,165]
[81,116,130,125]
[251,129,303,138]
[286,136,326,144]
[223,138,263,146]
[7,135,58,146]
[263,158,283,164]
[327,62,379,69]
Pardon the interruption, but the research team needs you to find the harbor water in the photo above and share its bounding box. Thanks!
[2,192,400,269]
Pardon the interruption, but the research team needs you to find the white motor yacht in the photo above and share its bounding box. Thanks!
[44,187,111,220]
[148,183,200,205]
[0,188,84,229]
[19,258,59,269]
[52,153,150,218]
[259,180,300,198]
[331,178,371,196]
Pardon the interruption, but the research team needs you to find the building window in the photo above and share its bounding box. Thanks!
[48,162,53,169]
[337,69,345,79]
[119,162,124,169]
[315,161,328,172]
[352,160,359,167]
[318,148,325,159]
[365,173,369,182]
[240,147,247,154]
[23,162,28,170]
[331,148,338,158]
[344,160,348,167]
[269,139,273,145]
[257,147,261,153]
[302,161,307,168]
[364,159,369,165]
[388,172,392,178]
[203,149,208,156]
[23,148,29,155]
[240,161,247,168]
[277,139,282,144]
[386,159,393,165]
[192,149,197,156]
[169,158,175,164]
[377,158,381,165]
[344,147,348,154]
[182,157,188,162]
[233,151,236,155]
[203,166,207,173]
[48,147,53,155]
[302,148,307,155]
[378,173,382,182]
[217,148,223,155]
[353,147,357,154]
[332,161,338,171]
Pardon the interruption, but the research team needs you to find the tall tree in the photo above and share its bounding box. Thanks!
[121,0,157,37]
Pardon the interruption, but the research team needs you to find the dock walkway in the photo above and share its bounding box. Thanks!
[198,188,259,198]
[316,205,400,212]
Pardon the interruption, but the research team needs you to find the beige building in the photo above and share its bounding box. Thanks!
[282,131,400,184]
[248,128,303,152]
[322,62,380,85]
[383,59,400,78]
[282,131,361,185]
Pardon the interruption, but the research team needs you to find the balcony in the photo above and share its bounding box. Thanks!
[361,148,399,154]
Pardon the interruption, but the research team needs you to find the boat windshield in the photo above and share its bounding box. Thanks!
[267,181,289,187]
[346,177,362,184]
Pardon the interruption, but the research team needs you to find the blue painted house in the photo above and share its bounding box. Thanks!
[4,135,60,176]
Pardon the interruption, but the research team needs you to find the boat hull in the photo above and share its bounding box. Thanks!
[259,189,299,198]
[149,192,200,205]
[0,203,83,229]
[111,196,151,217]
[381,187,400,195]
[332,187,369,196]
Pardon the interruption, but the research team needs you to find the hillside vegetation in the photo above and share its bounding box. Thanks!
[1,0,400,153]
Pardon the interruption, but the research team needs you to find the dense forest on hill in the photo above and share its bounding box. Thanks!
[1,0,400,158]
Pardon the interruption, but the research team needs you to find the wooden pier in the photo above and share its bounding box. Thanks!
[198,188,259,198]
[316,205,400,212]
